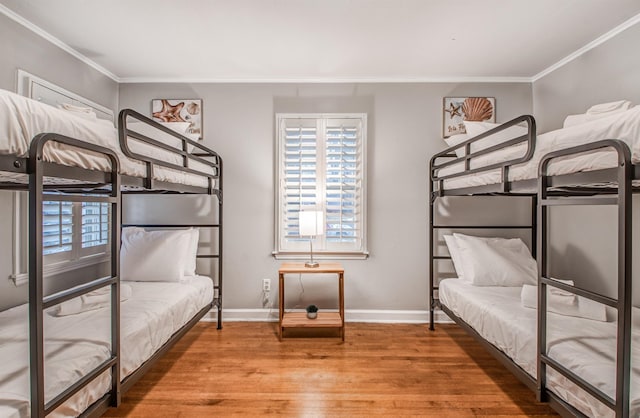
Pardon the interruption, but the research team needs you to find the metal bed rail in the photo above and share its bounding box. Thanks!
[27,133,121,417]
[537,139,633,418]
[430,115,536,196]
[118,109,221,194]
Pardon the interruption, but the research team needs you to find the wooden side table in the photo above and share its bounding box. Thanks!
[278,262,345,341]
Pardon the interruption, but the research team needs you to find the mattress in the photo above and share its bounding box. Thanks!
[438,106,640,191]
[0,275,213,417]
[0,89,213,189]
[439,278,639,417]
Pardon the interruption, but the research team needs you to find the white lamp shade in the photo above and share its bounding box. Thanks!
[299,211,324,236]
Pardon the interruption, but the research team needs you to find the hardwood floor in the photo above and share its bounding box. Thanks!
[103,322,558,417]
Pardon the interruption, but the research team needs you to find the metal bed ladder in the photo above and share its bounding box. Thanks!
[537,139,632,417]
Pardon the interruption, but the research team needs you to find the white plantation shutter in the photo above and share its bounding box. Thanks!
[12,194,111,285]
[276,114,367,257]
[283,122,318,244]
[42,200,110,261]
[325,122,361,249]
[81,202,109,249]
[42,201,73,255]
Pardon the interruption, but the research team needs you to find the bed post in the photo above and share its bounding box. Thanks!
[28,136,46,418]
[110,155,122,408]
[530,195,537,259]
[428,169,436,331]
[536,166,548,403]
[216,158,223,330]
[616,145,632,418]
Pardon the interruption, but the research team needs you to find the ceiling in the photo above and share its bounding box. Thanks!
[2,0,640,83]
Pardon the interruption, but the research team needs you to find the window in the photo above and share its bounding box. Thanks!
[274,113,367,258]
[43,200,110,261]
[11,193,111,285]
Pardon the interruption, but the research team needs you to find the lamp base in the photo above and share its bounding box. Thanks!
[305,261,320,268]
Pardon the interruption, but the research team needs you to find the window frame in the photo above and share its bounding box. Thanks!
[273,113,368,260]
[11,192,111,286]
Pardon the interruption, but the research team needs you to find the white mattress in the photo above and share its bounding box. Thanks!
[0,89,212,188]
[439,278,639,417]
[439,106,640,190]
[0,276,213,417]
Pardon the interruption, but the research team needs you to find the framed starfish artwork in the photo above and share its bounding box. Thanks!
[442,97,495,138]
[152,98,203,140]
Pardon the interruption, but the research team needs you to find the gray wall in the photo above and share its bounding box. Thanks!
[533,21,640,304]
[533,22,640,133]
[119,82,532,314]
[0,14,118,109]
[0,13,118,310]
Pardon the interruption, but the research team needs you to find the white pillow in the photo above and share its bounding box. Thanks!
[127,121,183,148]
[54,283,132,317]
[58,103,98,120]
[464,121,529,154]
[184,228,200,277]
[586,100,632,114]
[120,228,192,282]
[121,227,199,277]
[443,134,469,158]
[159,121,191,134]
[562,107,633,128]
[443,234,465,279]
[521,282,607,322]
[453,233,537,287]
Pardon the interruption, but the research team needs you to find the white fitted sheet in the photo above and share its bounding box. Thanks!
[0,276,213,417]
[0,89,212,188]
[439,106,640,191]
[439,278,639,417]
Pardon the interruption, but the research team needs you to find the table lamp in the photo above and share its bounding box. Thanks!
[299,210,324,268]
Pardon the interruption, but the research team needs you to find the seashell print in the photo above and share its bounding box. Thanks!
[186,102,200,115]
[462,97,493,121]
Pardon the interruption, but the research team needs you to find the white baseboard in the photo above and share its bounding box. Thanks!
[201,308,453,324]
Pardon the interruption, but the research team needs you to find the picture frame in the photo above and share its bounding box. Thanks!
[152,98,203,140]
[442,97,495,138]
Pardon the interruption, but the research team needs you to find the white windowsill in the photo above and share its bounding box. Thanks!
[11,252,111,286]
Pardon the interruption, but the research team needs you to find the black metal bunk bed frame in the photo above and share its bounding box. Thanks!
[0,109,223,418]
[429,116,635,417]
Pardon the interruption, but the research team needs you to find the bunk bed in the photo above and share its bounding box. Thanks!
[0,78,223,418]
[429,105,640,417]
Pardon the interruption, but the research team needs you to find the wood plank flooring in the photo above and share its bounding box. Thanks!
[103,322,558,417]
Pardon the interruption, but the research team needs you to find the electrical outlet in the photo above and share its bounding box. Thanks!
[263,278,271,292]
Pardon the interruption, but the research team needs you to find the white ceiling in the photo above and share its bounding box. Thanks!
[2,0,640,83]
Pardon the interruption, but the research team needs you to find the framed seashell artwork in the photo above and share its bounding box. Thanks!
[152,98,203,140]
[443,97,495,138]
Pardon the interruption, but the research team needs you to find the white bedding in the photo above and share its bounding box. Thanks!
[439,278,639,417]
[0,89,212,188]
[438,106,640,190]
[0,276,213,417]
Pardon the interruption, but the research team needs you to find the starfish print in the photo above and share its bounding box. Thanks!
[153,99,186,123]
[444,102,462,119]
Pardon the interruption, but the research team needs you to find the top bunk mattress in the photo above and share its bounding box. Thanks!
[0,89,214,189]
[439,278,639,418]
[0,276,213,418]
[438,106,640,191]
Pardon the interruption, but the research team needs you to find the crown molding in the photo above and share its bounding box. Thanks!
[118,75,532,84]
[3,3,639,86]
[532,12,640,82]
[0,4,120,82]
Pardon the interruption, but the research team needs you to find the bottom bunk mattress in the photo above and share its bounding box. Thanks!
[0,276,213,417]
[439,278,639,417]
